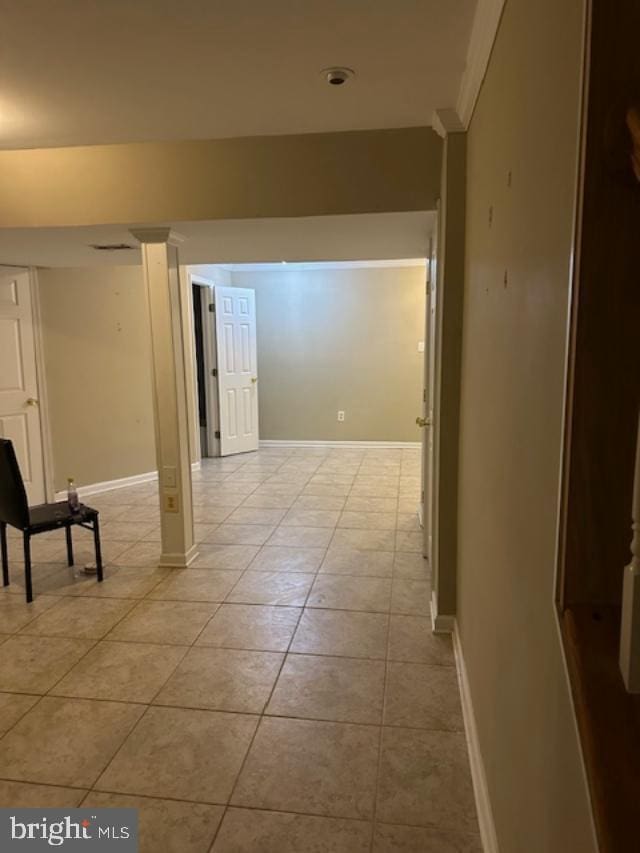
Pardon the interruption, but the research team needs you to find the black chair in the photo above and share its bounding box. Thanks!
[0,438,103,602]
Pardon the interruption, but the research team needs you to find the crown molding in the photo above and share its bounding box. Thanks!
[457,0,506,128]
[431,109,466,139]
[129,227,185,246]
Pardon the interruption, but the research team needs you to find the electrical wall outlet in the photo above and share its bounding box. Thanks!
[164,492,179,513]
[337,411,345,422]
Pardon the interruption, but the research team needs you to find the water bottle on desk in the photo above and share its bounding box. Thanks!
[67,478,80,513]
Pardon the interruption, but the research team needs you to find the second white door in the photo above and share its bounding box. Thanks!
[214,286,259,456]
[0,268,46,504]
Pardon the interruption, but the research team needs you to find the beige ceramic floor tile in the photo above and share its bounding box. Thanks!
[231,717,379,819]
[249,546,324,573]
[0,635,93,693]
[205,524,275,546]
[0,697,144,787]
[330,529,396,551]
[292,495,347,511]
[393,553,430,580]
[338,512,397,530]
[388,616,454,665]
[147,569,241,602]
[320,548,394,577]
[190,545,260,571]
[344,497,398,513]
[396,513,421,532]
[108,599,217,645]
[394,531,423,553]
[155,646,283,713]
[0,780,86,807]
[376,728,478,833]
[281,509,341,528]
[0,594,60,632]
[268,526,334,548]
[391,579,432,616]
[20,596,135,639]
[113,542,162,568]
[241,493,296,509]
[291,609,388,659]
[373,823,483,852]
[52,641,187,703]
[308,575,392,613]
[384,663,464,730]
[226,572,314,606]
[213,808,371,853]
[197,604,301,652]
[96,706,258,803]
[267,654,385,724]
[226,507,288,526]
[83,792,224,853]
[0,693,40,735]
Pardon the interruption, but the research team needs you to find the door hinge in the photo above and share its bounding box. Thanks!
[421,490,424,503]
[423,388,426,403]
[211,368,217,377]
[208,303,215,313]
[214,430,221,439]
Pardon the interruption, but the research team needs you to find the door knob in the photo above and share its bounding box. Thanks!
[416,416,431,428]
[251,377,258,384]
[26,398,39,407]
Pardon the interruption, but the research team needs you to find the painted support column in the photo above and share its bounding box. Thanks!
[620,411,640,692]
[131,227,197,568]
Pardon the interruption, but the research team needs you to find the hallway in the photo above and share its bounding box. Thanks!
[0,447,479,851]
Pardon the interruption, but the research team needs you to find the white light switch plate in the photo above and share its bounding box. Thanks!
[418,341,425,353]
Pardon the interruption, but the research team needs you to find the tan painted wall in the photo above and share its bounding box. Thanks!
[38,266,156,491]
[231,266,426,442]
[456,0,596,850]
[0,128,440,228]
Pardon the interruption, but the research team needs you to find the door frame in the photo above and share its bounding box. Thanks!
[422,207,449,632]
[180,267,220,460]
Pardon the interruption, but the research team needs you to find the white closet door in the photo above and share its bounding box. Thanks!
[214,286,259,456]
[0,269,45,504]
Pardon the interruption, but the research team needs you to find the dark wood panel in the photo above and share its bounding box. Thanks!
[562,606,640,853]
[564,0,640,606]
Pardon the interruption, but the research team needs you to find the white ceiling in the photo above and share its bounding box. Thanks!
[0,212,434,268]
[2,0,476,149]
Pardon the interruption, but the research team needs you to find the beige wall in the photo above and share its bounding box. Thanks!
[38,265,155,491]
[232,266,425,442]
[457,0,596,850]
[0,128,440,228]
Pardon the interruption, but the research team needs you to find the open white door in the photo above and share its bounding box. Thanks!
[421,215,439,569]
[214,286,259,456]
[0,268,45,504]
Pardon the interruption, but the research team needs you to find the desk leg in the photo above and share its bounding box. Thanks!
[23,533,33,603]
[0,523,8,587]
[94,518,103,583]
[65,525,74,567]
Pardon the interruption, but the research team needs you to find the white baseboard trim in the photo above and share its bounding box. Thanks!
[54,462,201,501]
[453,621,499,853]
[259,440,421,449]
[430,589,456,633]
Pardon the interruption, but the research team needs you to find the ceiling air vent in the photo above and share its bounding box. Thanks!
[89,243,136,251]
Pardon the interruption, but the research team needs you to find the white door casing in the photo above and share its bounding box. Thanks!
[214,286,259,456]
[0,268,45,504]
[422,215,440,569]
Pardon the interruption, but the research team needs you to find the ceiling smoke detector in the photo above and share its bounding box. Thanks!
[321,67,355,87]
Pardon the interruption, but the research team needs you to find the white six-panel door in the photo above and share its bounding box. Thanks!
[214,286,259,456]
[0,269,45,504]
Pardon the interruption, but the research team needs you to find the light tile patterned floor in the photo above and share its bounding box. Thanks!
[0,447,480,852]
